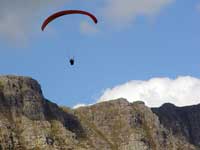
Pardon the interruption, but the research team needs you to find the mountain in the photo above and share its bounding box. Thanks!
[0,75,198,150]
[152,103,200,148]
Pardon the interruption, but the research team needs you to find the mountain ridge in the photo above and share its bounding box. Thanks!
[0,75,199,150]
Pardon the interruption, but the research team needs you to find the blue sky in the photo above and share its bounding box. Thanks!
[1,0,200,107]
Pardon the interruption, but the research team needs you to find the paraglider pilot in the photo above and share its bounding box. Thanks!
[69,58,75,65]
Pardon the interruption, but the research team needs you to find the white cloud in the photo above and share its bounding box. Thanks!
[100,0,175,27]
[73,104,92,109]
[0,0,66,43]
[80,21,99,35]
[98,76,200,107]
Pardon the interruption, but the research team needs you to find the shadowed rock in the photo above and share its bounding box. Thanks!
[152,103,200,148]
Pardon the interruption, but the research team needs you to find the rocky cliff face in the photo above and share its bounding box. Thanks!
[152,103,200,148]
[0,76,86,150]
[0,75,199,150]
[75,100,196,150]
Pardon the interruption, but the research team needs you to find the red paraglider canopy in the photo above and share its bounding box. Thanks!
[41,10,98,31]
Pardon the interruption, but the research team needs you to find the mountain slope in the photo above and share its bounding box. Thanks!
[0,75,88,150]
[74,100,196,150]
[0,75,198,150]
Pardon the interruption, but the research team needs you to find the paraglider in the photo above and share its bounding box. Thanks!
[41,10,98,31]
[41,10,98,66]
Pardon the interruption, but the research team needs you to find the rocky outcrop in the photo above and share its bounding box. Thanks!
[0,75,87,150]
[152,103,200,148]
[0,75,198,149]
[75,100,196,150]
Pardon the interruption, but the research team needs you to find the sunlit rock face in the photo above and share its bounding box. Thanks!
[75,99,196,150]
[0,75,86,150]
[0,75,198,150]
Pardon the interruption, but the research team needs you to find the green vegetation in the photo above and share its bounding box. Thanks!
[76,112,117,150]
[49,120,67,146]
[50,120,60,135]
